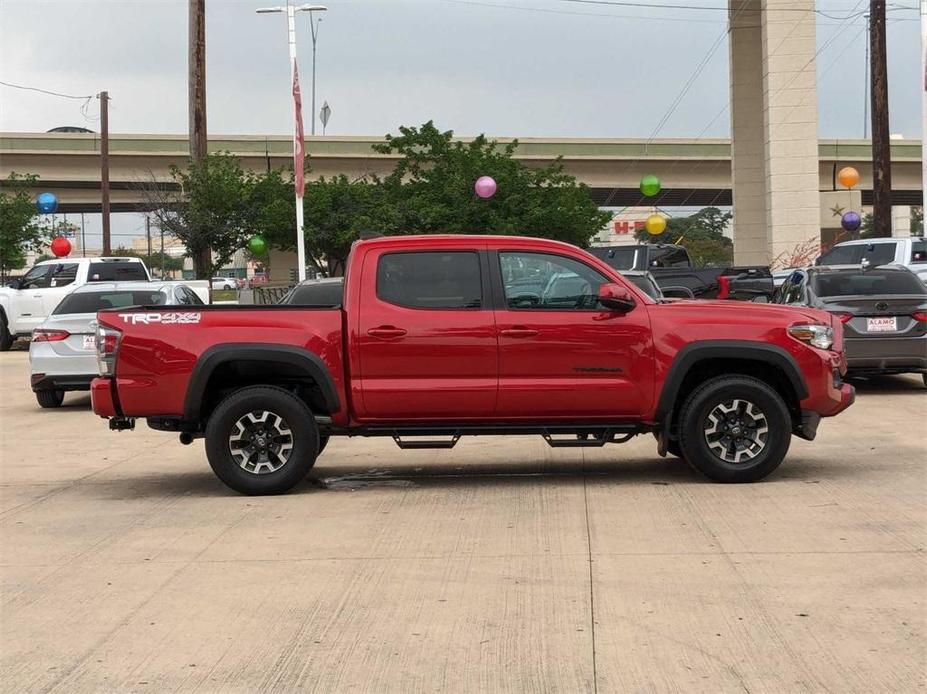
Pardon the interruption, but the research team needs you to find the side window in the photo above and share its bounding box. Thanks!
[775,278,790,304]
[49,263,78,288]
[173,287,192,305]
[184,287,204,305]
[20,265,51,290]
[376,251,482,309]
[500,252,608,310]
[911,241,927,264]
[785,272,805,304]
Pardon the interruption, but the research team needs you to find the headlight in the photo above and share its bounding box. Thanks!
[788,324,833,350]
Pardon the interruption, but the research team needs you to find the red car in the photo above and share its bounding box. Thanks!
[91,235,855,495]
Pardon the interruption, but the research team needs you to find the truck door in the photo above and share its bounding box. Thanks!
[355,247,498,420]
[492,250,654,419]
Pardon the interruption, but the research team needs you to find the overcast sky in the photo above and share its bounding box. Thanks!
[1,0,923,140]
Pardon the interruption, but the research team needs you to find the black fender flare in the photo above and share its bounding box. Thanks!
[183,343,341,421]
[655,340,809,426]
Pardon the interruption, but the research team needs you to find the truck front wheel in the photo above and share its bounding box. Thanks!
[0,316,13,352]
[205,386,319,495]
[677,375,791,483]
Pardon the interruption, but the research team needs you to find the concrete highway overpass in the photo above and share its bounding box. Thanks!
[1,132,922,215]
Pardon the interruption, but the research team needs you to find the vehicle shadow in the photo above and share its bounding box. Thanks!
[83,450,882,501]
[847,373,926,395]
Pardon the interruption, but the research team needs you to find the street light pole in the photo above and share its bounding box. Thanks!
[309,11,322,136]
[256,2,327,282]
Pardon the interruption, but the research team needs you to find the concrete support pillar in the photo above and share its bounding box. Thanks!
[730,0,821,267]
[730,0,767,265]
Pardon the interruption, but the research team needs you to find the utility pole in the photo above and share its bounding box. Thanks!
[309,10,322,136]
[99,90,111,255]
[80,212,86,257]
[161,226,166,279]
[189,0,211,277]
[869,0,892,237]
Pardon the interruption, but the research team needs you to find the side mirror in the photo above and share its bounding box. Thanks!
[598,283,636,312]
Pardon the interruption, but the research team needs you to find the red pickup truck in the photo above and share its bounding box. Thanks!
[91,235,855,495]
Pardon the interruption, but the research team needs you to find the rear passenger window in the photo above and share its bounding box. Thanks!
[88,262,148,282]
[377,252,482,309]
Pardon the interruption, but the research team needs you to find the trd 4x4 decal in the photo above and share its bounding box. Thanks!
[117,312,202,325]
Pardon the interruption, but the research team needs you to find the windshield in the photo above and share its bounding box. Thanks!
[88,262,148,282]
[812,271,927,298]
[818,242,896,266]
[53,290,168,314]
[624,274,661,299]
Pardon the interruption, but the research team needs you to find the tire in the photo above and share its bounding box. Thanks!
[922,373,926,389]
[0,316,13,352]
[677,375,791,483]
[665,440,683,458]
[205,385,319,495]
[36,389,64,408]
[317,434,330,456]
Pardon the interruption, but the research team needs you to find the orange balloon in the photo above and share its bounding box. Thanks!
[837,166,860,189]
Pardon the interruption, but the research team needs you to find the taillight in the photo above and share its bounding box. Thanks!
[833,312,853,324]
[716,275,731,300]
[32,329,70,342]
[96,324,122,375]
[912,311,927,322]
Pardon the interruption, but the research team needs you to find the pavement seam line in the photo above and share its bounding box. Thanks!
[581,450,598,694]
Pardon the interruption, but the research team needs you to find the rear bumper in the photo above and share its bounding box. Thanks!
[845,335,927,373]
[30,373,95,392]
[90,377,118,418]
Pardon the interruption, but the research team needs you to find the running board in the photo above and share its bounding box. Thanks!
[354,423,643,449]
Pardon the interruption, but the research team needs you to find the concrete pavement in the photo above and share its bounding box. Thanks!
[1,350,924,692]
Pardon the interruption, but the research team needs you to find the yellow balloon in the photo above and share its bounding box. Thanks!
[645,214,667,235]
[837,166,860,189]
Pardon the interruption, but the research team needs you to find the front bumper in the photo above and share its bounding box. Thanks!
[30,373,95,392]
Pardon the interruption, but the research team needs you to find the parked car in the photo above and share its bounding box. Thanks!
[90,234,854,495]
[1,257,150,350]
[588,243,773,300]
[817,237,927,284]
[29,281,203,408]
[211,277,238,290]
[774,265,927,384]
[278,277,344,307]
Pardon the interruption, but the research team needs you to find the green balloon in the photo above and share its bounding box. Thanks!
[640,174,661,198]
[248,235,267,255]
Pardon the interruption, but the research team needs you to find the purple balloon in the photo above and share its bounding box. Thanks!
[474,175,497,199]
[841,210,862,232]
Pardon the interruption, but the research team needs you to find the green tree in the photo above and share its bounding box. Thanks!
[860,206,923,238]
[142,152,256,279]
[369,121,610,246]
[634,207,733,266]
[0,173,45,278]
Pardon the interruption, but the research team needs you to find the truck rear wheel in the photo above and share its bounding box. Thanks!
[677,375,791,483]
[205,386,319,495]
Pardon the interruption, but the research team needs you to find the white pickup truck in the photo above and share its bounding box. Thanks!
[0,257,150,350]
[816,237,927,282]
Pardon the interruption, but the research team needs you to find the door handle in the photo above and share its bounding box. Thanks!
[367,325,407,339]
[500,326,539,338]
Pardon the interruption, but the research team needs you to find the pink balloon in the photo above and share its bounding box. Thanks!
[474,175,497,199]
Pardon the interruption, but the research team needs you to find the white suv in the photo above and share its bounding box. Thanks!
[0,257,150,350]
[817,237,927,283]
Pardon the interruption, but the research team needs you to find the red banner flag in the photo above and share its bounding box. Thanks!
[292,60,305,198]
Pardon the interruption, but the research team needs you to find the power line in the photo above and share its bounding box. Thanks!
[554,0,915,18]
[0,80,92,100]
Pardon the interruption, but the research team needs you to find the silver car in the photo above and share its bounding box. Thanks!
[29,281,203,408]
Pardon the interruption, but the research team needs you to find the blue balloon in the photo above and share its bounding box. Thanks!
[36,192,58,214]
